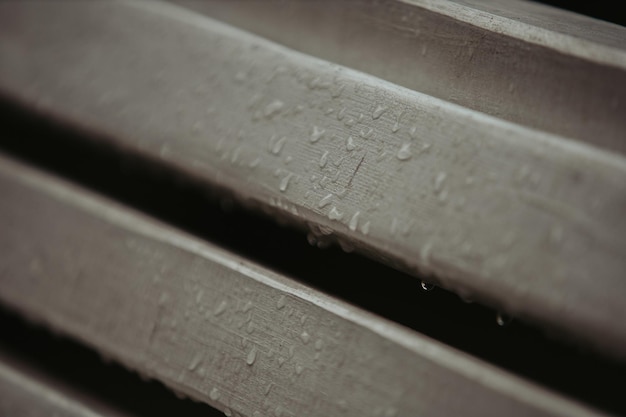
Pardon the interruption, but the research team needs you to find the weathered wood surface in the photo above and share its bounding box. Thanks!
[0,354,130,417]
[0,153,607,417]
[1,0,625,360]
[171,0,626,153]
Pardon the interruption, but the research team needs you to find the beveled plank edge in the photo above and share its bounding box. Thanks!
[1,0,625,360]
[403,0,626,66]
[0,154,606,417]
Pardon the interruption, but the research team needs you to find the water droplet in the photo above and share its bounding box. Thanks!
[337,107,346,120]
[310,126,325,143]
[318,193,333,208]
[224,408,232,417]
[300,331,311,344]
[420,281,434,291]
[159,144,170,159]
[249,157,261,168]
[349,211,360,231]
[295,364,304,375]
[392,111,404,133]
[361,221,371,235]
[246,347,257,365]
[360,127,373,139]
[319,151,329,168]
[264,100,284,118]
[242,300,253,313]
[372,105,387,120]
[276,295,286,310]
[188,352,202,370]
[331,84,345,98]
[496,312,512,327]
[274,405,284,417]
[345,118,355,127]
[434,172,447,193]
[214,300,228,316]
[346,136,356,151]
[390,217,398,235]
[397,143,412,160]
[315,339,324,351]
[268,135,287,155]
[339,239,354,253]
[328,206,344,220]
[231,147,242,164]
[247,94,262,109]
[279,172,293,192]
[210,387,221,401]
[195,289,204,305]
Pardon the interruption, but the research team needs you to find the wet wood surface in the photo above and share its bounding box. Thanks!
[0,153,607,417]
[172,0,626,153]
[0,0,625,360]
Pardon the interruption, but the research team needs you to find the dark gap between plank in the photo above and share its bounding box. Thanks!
[0,95,624,415]
[0,304,224,417]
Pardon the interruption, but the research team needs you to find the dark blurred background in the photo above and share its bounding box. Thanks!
[537,0,626,26]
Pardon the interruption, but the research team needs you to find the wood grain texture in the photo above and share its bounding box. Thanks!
[0,154,607,417]
[0,0,625,359]
[171,0,626,153]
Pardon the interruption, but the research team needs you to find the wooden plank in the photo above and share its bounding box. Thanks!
[0,0,625,360]
[0,355,130,417]
[0,153,607,417]
[170,0,626,153]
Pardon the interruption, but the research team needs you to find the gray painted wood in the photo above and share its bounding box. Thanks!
[0,0,625,360]
[171,0,626,153]
[0,154,608,417]
[0,355,130,417]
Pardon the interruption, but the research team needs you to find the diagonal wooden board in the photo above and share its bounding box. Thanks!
[0,153,608,417]
[0,0,625,360]
[0,354,132,417]
[170,0,626,153]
